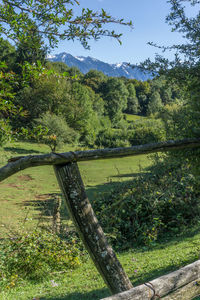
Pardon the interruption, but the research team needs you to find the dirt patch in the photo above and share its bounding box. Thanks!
[35,193,54,200]
[17,174,33,181]
[4,183,24,189]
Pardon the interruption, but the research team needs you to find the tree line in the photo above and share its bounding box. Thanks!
[0,37,186,150]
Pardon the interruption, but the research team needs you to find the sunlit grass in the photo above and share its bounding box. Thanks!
[1,229,200,300]
[124,113,146,121]
[0,141,151,235]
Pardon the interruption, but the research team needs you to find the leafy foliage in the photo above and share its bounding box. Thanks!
[95,118,166,148]
[92,156,200,250]
[147,91,163,116]
[128,118,166,145]
[14,25,48,67]
[0,39,16,69]
[126,83,140,114]
[101,77,128,123]
[0,229,83,288]
[138,0,200,216]
[0,118,12,146]
[14,64,72,127]
[0,61,23,146]
[96,128,131,148]
[81,69,107,93]
[166,0,200,62]
[36,112,79,151]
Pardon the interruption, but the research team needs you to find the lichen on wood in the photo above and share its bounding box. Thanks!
[54,162,133,294]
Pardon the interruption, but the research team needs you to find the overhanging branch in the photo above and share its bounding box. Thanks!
[0,138,200,182]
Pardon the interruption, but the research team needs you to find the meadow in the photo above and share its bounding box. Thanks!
[0,141,200,300]
[0,141,150,235]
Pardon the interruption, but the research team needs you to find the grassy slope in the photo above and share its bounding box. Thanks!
[1,141,200,300]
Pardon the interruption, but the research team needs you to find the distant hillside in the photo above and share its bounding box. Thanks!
[48,52,152,81]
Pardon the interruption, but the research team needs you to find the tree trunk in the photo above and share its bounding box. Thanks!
[54,162,133,294]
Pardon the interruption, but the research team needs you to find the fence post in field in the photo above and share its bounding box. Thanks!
[54,161,133,294]
[52,194,61,234]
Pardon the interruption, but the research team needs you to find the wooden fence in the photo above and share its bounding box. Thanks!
[101,260,200,299]
[0,138,200,298]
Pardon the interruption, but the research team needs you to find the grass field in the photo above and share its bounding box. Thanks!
[124,113,146,122]
[1,141,200,300]
[0,141,151,236]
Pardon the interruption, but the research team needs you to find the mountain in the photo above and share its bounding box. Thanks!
[48,52,152,81]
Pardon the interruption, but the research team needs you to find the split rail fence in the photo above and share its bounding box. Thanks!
[1,138,200,299]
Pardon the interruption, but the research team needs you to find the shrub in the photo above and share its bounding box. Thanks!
[128,118,166,145]
[95,118,166,148]
[95,128,130,148]
[0,229,83,288]
[35,112,79,151]
[92,156,200,250]
[0,119,12,147]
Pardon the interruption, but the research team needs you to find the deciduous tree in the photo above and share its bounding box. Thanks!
[102,78,128,123]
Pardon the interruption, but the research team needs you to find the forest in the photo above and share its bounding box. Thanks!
[0,0,200,299]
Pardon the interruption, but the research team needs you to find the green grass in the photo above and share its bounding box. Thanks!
[0,141,151,235]
[1,230,200,300]
[124,113,146,121]
[1,141,200,300]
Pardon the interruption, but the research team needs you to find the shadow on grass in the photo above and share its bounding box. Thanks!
[111,172,148,178]
[40,288,110,300]
[86,180,129,199]
[129,259,197,286]
[17,192,70,222]
[4,146,42,155]
[17,180,126,222]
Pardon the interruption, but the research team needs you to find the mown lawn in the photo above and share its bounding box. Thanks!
[0,141,200,300]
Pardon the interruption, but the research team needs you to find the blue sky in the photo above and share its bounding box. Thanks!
[50,0,197,64]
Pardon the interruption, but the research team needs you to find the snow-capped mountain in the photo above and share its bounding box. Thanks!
[48,52,152,81]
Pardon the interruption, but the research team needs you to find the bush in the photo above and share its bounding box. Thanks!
[35,112,79,151]
[0,229,83,288]
[92,156,200,250]
[0,119,12,147]
[128,118,166,145]
[95,128,131,148]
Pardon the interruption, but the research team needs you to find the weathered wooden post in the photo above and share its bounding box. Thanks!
[54,161,133,294]
[52,194,61,234]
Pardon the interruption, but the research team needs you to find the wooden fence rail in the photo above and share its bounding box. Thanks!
[1,138,200,297]
[0,138,200,182]
[101,260,200,300]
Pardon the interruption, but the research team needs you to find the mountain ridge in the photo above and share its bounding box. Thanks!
[48,52,152,81]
